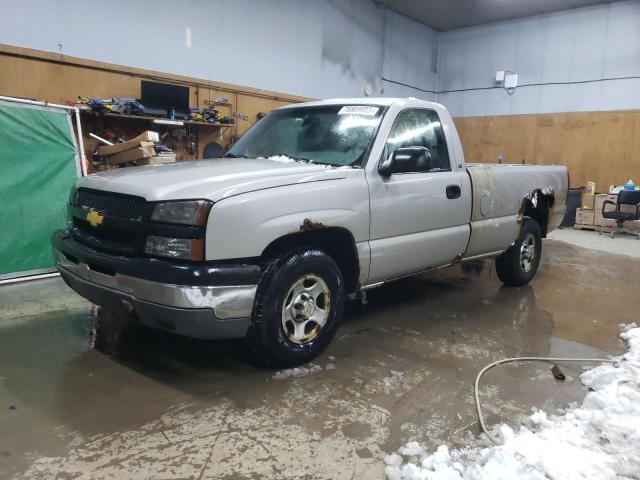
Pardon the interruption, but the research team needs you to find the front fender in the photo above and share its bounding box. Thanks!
[205,172,370,261]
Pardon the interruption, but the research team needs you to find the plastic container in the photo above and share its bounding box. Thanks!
[561,187,584,227]
[624,179,635,191]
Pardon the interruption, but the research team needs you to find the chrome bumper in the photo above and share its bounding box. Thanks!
[55,250,256,319]
[54,248,257,340]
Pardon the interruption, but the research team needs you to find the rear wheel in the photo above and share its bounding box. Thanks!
[495,219,542,287]
[248,247,345,368]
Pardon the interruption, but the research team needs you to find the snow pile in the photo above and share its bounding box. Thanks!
[272,364,322,379]
[265,155,297,163]
[272,356,336,380]
[326,355,337,370]
[384,324,640,480]
[259,155,353,169]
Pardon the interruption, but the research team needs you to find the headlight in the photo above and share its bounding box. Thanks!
[144,236,204,260]
[151,200,212,225]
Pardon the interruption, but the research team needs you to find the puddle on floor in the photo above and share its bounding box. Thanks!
[0,240,634,479]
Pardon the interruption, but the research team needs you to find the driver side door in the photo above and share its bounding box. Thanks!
[366,108,471,284]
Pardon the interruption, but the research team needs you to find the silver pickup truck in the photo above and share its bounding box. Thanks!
[52,98,567,366]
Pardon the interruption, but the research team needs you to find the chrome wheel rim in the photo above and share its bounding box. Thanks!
[520,233,536,273]
[281,274,330,344]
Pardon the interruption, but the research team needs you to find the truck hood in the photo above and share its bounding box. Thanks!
[78,158,351,202]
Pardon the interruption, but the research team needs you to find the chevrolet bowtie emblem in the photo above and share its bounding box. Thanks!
[86,210,104,227]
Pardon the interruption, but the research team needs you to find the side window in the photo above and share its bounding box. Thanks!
[385,109,450,171]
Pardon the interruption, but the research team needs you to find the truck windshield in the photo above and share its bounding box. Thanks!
[225,105,385,167]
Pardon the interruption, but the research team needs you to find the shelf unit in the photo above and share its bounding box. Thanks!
[77,106,236,165]
[78,109,234,128]
[203,100,233,108]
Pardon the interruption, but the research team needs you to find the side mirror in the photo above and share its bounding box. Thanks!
[379,147,433,177]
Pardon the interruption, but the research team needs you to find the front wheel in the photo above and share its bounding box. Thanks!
[247,247,345,368]
[495,219,542,287]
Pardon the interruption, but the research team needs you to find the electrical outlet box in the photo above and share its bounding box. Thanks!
[495,71,505,85]
[505,73,518,89]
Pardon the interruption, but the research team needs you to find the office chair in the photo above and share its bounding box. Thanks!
[601,189,640,239]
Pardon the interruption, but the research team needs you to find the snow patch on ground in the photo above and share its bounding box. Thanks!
[272,357,337,380]
[384,324,640,480]
[272,364,322,380]
[383,371,405,389]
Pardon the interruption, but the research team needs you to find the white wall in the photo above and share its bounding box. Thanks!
[0,0,438,101]
[5,0,637,115]
[382,9,438,100]
[436,0,640,117]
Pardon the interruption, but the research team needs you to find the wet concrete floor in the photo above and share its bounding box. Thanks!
[1,239,637,479]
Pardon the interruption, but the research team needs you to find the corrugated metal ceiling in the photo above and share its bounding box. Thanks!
[375,0,618,31]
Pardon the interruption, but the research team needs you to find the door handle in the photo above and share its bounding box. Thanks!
[446,185,461,199]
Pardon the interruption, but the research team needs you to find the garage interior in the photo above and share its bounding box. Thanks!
[1,1,640,479]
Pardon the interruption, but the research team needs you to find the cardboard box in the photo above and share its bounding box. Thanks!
[594,194,615,215]
[594,211,617,228]
[581,193,595,210]
[575,208,594,226]
[134,154,176,166]
[98,131,159,156]
[107,142,156,164]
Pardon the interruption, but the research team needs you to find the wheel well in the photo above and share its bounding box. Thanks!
[261,227,360,293]
[520,188,555,237]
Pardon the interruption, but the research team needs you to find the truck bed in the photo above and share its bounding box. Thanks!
[464,163,568,258]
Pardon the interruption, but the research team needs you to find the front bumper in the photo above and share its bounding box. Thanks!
[52,230,260,340]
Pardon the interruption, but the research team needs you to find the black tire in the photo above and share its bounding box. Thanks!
[495,219,542,287]
[247,247,345,368]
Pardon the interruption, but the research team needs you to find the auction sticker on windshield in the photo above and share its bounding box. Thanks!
[338,106,380,116]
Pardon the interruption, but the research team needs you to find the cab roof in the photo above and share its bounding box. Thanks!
[276,97,442,110]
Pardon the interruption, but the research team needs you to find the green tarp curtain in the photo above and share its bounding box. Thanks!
[0,100,79,278]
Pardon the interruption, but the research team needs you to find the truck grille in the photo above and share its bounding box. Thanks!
[75,188,147,221]
[72,217,137,255]
[69,188,204,259]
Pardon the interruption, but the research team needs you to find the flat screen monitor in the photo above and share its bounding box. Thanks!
[140,81,190,119]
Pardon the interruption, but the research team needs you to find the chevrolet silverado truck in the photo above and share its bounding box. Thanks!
[52,98,567,367]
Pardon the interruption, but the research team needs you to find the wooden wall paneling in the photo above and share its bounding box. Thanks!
[0,55,142,103]
[626,113,640,187]
[195,85,236,158]
[0,44,310,103]
[4,44,639,188]
[455,110,640,191]
[532,113,571,169]
[455,114,538,165]
[0,44,310,163]
[236,94,289,137]
[591,112,623,189]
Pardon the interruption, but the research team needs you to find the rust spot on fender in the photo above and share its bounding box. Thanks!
[519,188,556,237]
[300,218,327,231]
